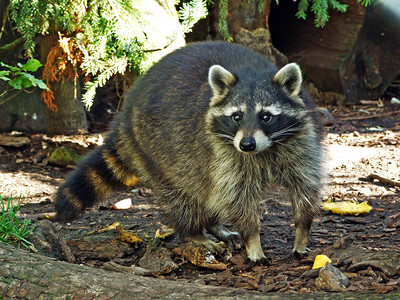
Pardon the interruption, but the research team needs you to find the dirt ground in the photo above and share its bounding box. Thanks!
[0,102,400,296]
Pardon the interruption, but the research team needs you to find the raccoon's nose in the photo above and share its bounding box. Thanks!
[239,137,256,152]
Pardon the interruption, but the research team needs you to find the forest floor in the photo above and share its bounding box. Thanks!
[0,101,399,297]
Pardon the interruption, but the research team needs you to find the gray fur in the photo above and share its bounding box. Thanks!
[56,42,324,263]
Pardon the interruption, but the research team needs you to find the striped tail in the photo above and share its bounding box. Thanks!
[55,144,139,221]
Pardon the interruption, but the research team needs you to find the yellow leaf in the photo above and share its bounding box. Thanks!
[116,224,142,244]
[155,225,175,239]
[312,254,332,269]
[323,199,372,216]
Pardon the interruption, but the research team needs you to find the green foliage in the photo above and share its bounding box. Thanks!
[74,0,148,107]
[0,195,35,250]
[7,0,208,109]
[8,0,78,59]
[0,59,48,91]
[358,0,373,6]
[218,0,232,41]
[217,0,374,38]
[295,0,346,27]
[179,0,208,33]
[295,0,373,28]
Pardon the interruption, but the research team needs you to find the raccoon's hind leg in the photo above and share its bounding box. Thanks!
[207,224,240,243]
[161,192,228,254]
[55,145,139,221]
[182,234,228,254]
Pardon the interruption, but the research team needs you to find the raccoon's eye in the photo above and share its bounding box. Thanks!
[260,113,272,123]
[231,112,242,123]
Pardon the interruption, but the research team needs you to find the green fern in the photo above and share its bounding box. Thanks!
[217,0,373,38]
[7,0,207,109]
[295,0,370,28]
[218,0,232,41]
[179,0,208,33]
[358,0,373,6]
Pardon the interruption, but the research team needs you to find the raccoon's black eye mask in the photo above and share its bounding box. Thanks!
[212,115,240,138]
[231,111,243,123]
[262,114,303,142]
[259,112,272,123]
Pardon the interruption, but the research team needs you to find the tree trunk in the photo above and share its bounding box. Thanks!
[0,242,266,299]
[44,77,88,135]
[40,34,88,135]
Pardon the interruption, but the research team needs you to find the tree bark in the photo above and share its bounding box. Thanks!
[44,77,88,135]
[1,242,400,299]
[40,34,88,135]
[0,242,265,299]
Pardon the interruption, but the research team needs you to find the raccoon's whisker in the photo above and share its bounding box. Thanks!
[269,121,301,138]
[271,128,301,139]
[269,123,302,141]
[215,133,234,141]
[215,135,234,141]
[272,140,285,146]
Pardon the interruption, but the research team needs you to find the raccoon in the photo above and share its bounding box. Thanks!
[55,42,324,263]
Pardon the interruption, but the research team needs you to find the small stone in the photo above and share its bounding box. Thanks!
[139,248,177,274]
[0,135,30,147]
[315,262,350,291]
[48,146,82,167]
[318,107,335,126]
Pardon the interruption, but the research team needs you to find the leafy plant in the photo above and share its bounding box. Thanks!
[217,0,375,40]
[6,0,208,110]
[179,0,209,33]
[0,195,35,251]
[0,59,48,91]
[0,59,48,107]
[295,0,373,28]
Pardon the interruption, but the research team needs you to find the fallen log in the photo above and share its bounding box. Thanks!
[0,242,264,299]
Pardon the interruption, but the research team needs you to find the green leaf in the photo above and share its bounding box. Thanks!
[0,77,10,81]
[4,64,20,72]
[36,80,48,90]
[21,77,33,88]
[14,73,34,88]
[9,78,22,89]
[0,70,10,77]
[20,72,36,83]
[22,59,42,72]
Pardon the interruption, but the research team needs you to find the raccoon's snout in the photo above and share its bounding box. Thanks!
[239,137,256,152]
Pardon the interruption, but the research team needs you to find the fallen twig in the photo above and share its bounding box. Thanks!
[367,174,400,188]
[338,110,400,121]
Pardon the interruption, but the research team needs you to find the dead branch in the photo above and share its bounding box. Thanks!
[368,174,400,188]
[338,110,400,121]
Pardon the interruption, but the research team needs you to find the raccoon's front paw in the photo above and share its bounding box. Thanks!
[204,240,228,255]
[290,248,311,260]
[183,235,228,255]
[246,255,271,266]
[208,224,241,243]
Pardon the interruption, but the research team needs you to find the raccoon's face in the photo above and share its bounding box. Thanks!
[207,63,307,154]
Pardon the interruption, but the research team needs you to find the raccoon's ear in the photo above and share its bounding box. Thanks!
[273,63,303,103]
[208,65,236,106]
